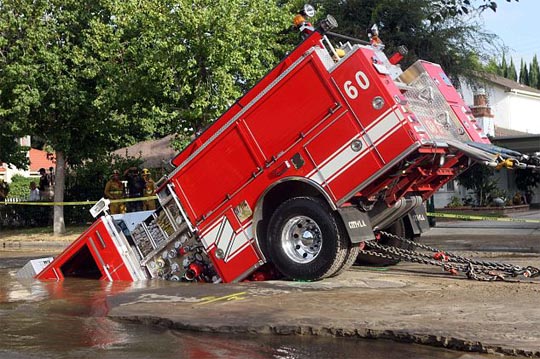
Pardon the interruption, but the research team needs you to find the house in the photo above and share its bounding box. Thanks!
[463,73,540,135]
[432,74,540,208]
[0,137,55,183]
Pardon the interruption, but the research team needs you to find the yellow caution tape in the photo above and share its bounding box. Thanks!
[0,196,158,206]
[3,199,537,224]
[427,212,540,224]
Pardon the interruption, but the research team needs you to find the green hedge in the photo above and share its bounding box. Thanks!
[6,175,36,199]
[0,204,93,229]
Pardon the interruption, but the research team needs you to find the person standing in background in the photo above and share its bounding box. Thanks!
[29,182,40,201]
[38,168,53,201]
[124,167,145,212]
[142,168,156,211]
[0,179,9,201]
[104,170,125,214]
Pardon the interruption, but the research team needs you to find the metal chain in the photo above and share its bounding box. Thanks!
[360,231,540,282]
[379,231,519,270]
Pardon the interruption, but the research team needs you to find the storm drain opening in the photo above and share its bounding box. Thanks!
[60,245,101,279]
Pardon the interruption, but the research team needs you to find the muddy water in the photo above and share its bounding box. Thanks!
[0,250,498,359]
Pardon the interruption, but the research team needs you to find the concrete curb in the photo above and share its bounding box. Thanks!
[111,314,537,357]
[2,240,69,249]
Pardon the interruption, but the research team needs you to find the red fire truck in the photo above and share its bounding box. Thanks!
[30,7,535,284]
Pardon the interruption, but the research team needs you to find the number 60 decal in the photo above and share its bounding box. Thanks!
[343,71,370,100]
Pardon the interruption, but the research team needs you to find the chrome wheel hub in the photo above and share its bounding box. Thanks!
[280,215,322,264]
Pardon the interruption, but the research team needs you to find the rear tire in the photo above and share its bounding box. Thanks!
[266,197,350,281]
[330,243,360,277]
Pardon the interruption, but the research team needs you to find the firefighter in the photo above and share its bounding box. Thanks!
[104,170,125,214]
[0,179,9,201]
[142,168,156,211]
[124,167,145,212]
[38,168,53,201]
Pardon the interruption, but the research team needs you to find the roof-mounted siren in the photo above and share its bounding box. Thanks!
[294,4,338,36]
[368,24,383,49]
[293,4,316,37]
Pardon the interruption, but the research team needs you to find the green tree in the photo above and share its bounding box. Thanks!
[519,58,530,85]
[484,57,502,76]
[0,0,133,234]
[313,0,501,80]
[0,125,28,169]
[500,53,509,78]
[529,55,540,89]
[107,0,292,142]
[456,163,498,206]
[507,58,518,81]
[0,0,293,234]
[434,0,519,19]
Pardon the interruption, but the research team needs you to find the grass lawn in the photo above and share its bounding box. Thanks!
[0,225,87,243]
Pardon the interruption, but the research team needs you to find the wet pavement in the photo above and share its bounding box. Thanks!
[1,211,539,358]
[0,250,496,359]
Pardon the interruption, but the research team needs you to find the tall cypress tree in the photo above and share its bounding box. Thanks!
[507,58,518,81]
[501,53,509,78]
[519,58,530,85]
[530,55,540,89]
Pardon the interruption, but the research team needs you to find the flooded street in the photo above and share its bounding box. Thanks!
[0,249,503,358]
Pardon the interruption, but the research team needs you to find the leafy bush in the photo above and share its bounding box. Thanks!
[515,169,540,204]
[446,196,463,208]
[7,175,37,199]
[457,164,499,206]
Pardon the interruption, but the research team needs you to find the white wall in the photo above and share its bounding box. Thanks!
[432,180,468,208]
[460,81,540,134]
[504,92,540,134]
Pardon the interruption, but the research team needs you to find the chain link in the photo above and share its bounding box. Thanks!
[359,231,540,282]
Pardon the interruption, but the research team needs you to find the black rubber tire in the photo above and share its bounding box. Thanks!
[355,218,412,266]
[266,196,350,281]
[330,243,360,277]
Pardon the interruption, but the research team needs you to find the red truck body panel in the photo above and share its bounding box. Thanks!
[33,30,497,284]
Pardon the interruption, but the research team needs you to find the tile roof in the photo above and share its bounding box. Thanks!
[29,148,55,172]
[112,134,178,169]
[481,73,540,95]
[494,125,531,138]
